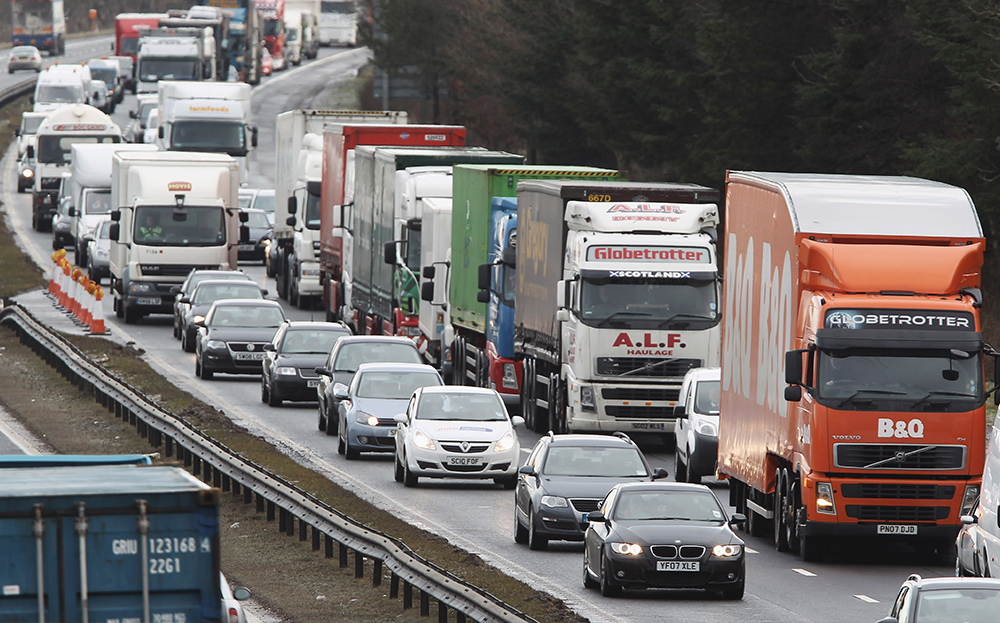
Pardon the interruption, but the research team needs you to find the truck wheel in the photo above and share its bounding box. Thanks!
[124,302,139,324]
[289,275,299,306]
[452,338,466,386]
[548,374,563,434]
[476,350,489,387]
[785,477,801,554]
[773,469,789,552]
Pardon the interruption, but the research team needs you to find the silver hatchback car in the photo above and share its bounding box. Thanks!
[8,46,42,73]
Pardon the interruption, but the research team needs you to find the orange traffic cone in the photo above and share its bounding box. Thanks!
[81,278,93,327]
[91,287,107,335]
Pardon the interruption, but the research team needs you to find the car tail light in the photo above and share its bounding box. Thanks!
[228,607,239,623]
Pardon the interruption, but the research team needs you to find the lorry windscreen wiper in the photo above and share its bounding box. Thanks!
[620,359,671,376]
[658,313,714,328]
[910,390,977,410]
[837,389,905,408]
[863,445,935,470]
[597,311,651,327]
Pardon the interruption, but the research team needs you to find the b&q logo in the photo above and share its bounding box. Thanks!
[168,182,192,192]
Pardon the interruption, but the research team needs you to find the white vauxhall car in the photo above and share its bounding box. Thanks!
[394,386,525,488]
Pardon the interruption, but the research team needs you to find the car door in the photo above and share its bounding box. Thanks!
[395,394,417,457]
[677,379,694,459]
[264,325,285,386]
[980,423,1000,577]
[586,487,618,575]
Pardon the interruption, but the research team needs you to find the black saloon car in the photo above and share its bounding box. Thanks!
[172,269,252,340]
[515,433,668,550]
[261,321,352,407]
[194,299,287,380]
[179,279,266,352]
[583,482,746,599]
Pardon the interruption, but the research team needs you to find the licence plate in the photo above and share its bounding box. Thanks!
[631,422,666,430]
[136,297,160,306]
[657,561,699,572]
[580,513,589,525]
[234,352,265,361]
[307,379,319,388]
[238,244,255,251]
[878,524,918,535]
[388,429,396,436]
[447,456,482,466]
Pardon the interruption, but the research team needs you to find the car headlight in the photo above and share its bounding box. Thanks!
[207,340,226,350]
[413,430,436,450]
[129,282,152,293]
[712,544,742,557]
[580,385,595,411]
[609,542,643,556]
[354,411,379,426]
[22,169,33,178]
[540,495,568,509]
[502,363,518,389]
[494,432,515,453]
[398,325,421,336]
[696,420,718,436]
[192,315,205,325]
[962,485,980,516]
[96,248,109,259]
[275,366,297,376]
[816,482,836,515]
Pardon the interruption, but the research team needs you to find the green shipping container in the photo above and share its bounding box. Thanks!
[449,165,625,333]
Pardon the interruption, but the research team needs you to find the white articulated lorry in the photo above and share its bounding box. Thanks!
[69,143,159,267]
[513,180,722,438]
[270,109,407,307]
[109,151,241,324]
[157,81,257,183]
[30,104,122,232]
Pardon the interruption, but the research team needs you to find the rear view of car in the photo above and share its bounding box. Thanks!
[261,321,352,406]
[8,45,42,73]
[87,218,113,282]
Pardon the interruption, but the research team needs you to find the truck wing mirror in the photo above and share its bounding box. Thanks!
[785,349,807,386]
[556,280,567,308]
[784,385,802,402]
[109,223,120,240]
[239,211,249,222]
[110,210,121,222]
[384,241,397,265]
[501,247,516,268]
[287,196,297,214]
[477,290,489,303]
[251,125,258,148]
[995,356,1000,406]
[130,110,137,119]
[421,281,435,303]
[286,216,296,227]
[68,207,77,217]
[13,129,19,137]
[158,126,164,139]
[422,265,435,279]
[239,224,250,243]
[477,263,491,291]
[26,145,34,159]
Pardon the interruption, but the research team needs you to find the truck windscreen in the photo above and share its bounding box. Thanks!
[139,58,198,82]
[37,135,119,164]
[817,349,983,407]
[264,19,283,36]
[171,121,246,155]
[304,192,321,230]
[579,277,718,329]
[89,67,117,85]
[36,85,84,104]
[121,37,140,56]
[12,2,49,31]
[133,206,226,247]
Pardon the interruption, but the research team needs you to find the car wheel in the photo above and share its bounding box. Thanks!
[495,476,516,490]
[403,454,418,488]
[324,408,337,436]
[527,507,548,551]
[600,553,620,597]
[181,329,193,353]
[337,419,346,454]
[957,554,967,577]
[583,555,599,589]
[318,406,326,431]
[673,449,688,482]
[260,376,269,403]
[394,453,404,483]
[267,383,282,407]
[172,319,180,339]
[197,357,213,380]
[51,236,60,251]
[343,430,359,460]
[514,506,528,544]
[720,574,745,600]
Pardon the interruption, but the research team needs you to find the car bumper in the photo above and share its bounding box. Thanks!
[803,521,961,541]
[202,351,265,375]
[532,505,589,541]
[238,243,268,261]
[406,446,518,480]
[271,377,321,401]
[605,553,744,590]
[8,62,41,71]
[346,423,397,453]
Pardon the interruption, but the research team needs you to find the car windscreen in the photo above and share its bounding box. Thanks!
[355,371,441,399]
[280,329,350,354]
[543,446,649,478]
[415,393,506,421]
[98,222,112,239]
[208,305,284,328]
[253,192,274,214]
[22,116,44,134]
[332,343,421,372]
[613,490,726,522]
[244,211,271,228]
[915,588,1000,622]
[694,380,720,415]
[192,284,262,305]
[238,193,255,209]
[188,272,249,293]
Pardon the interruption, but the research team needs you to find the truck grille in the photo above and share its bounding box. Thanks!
[833,444,966,470]
[840,484,955,500]
[844,505,949,522]
[602,388,680,401]
[141,264,218,277]
[595,357,701,378]
[606,405,673,419]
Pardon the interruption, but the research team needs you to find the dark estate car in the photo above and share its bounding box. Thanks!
[878,574,1000,623]
[583,482,746,599]
[172,270,252,341]
[514,433,668,551]
[237,208,272,263]
[315,336,423,435]
[260,321,352,407]
[179,280,267,352]
[195,299,287,380]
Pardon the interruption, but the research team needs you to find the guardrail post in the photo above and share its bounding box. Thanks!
[437,599,447,623]
[372,559,382,587]
[231,480,240,496]
[213,469,222,488]
[286,512,295,536]
[258,494,266,514]
[299,519,307,541]
[278,507,286,531]
[325,534,333,558]
[192,456,201,476]
[403,581,412,609]
[202,463,212,483]
[389,573,399,598]
[244,486,253,505]
[355,551,363,578]
[312,526,320,551]
[164,436,173,457]
[420,590,429,616]
[128,409,136,427]
[457,612,466,623]
[266,500,275,521]
[339,543,348,567]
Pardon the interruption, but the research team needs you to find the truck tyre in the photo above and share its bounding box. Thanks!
[289,273,299,306]
[453,338,466,386]
[548,374,564,434]
[785,477,801,554]
[773,469,789,552]
[799,533,823,562]
[124,301,139,325]
[476,350,488,387]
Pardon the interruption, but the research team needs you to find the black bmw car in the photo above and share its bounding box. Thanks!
[261,321,352,407]
[583,482,746,599]
[194,299,287,380]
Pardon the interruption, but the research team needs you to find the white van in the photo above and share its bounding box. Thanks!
[672,367,721,483]
[33,65,89,113]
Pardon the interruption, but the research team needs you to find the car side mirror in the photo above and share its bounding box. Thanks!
[587,511,605,523]
[26,145,34,159]
[314,367,331,377]
[961,514,978,525]
[393,413,407,424]
[13,129,19,137]
[518,465,536,476]
[729,513,747,526]
[130,110,137,119]
[194,318,206,327]
[179,296,191,304]
[510,415,524,427]
[170,285,181,293]
[673,405,687,418]
[875,618,898,623]
[68,207,77,217]
[651,468,669,480]
[233,586,251,601]
[262,343,275,351]
[333,383,349,400]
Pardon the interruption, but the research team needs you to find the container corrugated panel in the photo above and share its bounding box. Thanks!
[0,465,221,623]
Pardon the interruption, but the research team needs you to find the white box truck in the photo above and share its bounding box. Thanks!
[136,27,216,93]
[157,81,257,183]
[109,151,240,324]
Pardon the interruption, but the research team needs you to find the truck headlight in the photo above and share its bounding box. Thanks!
[302,268,320,277]
[413,430,436,450]
[580,385,595,412]
[815,482,836,515]
[502,363,518,389]
[696,420,718,436]
[494,432,515,453]
[129,282,152,293]
[275,366,297,376]
[541,495,568,508]
[712,544,742,557]
[962,485,980,516]
[610,542,643,556]
[398,326,421,336]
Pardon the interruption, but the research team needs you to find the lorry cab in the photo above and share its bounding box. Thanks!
[484,197,519,396]
[136,27,216,93]
[673,367,721,484]
[283,10,303,65]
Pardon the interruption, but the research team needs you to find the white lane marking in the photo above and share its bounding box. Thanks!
[792,568,817,577]
[854,595,879,603]
[253,47,370,92]
[745,547,759,554]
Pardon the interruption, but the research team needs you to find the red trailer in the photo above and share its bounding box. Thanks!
[319,124,466,322]
[254,0,286,70]
[115,13,166,59]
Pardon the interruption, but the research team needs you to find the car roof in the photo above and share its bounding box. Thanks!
[614,481,711,494]
[285,321,349,331]
[192,279,262,290]
[241,208,268,216]
[356,362,439,373]
[189,270,250,279]
[418,385,498,396]
[909,576,1000,590]
[334,335,417,346]
[256,188,275,196]
[209,298,282,309]
[544,433,639,448]
[684,367,720,382]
